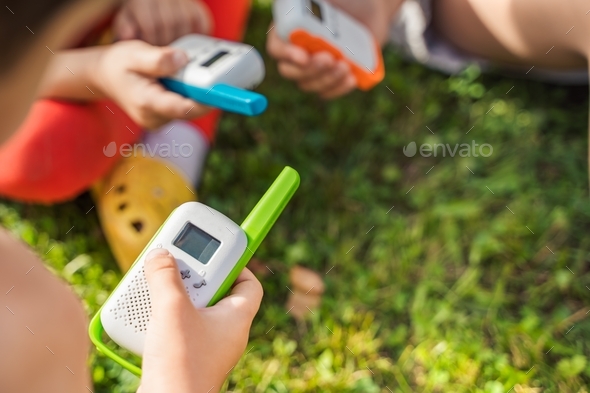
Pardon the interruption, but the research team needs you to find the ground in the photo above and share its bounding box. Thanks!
[1,2,590,392]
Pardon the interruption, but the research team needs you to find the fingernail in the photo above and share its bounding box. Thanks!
[146,248,171,261]
[172,50,189,68]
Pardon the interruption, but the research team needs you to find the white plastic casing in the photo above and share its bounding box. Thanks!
[273,0,377,71]
[101,202,247,356]
[169,34,266,90]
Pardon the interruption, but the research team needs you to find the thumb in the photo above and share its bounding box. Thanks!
[128,41,189,77]
[215,268,263,320]
[144,248,191,312]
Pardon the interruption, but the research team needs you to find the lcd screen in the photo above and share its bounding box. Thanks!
[173,222,221,264]
[201,50,229,67]
[309,0,323,21]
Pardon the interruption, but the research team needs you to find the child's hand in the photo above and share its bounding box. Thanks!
[113,0,213,46]
[267,30,357,99]
[139,248,263,393]
[267,0,399,99]
[94,40,210,129]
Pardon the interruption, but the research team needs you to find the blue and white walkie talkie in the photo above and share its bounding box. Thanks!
[161,34,268,116]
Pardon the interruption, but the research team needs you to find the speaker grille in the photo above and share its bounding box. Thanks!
[109,267,152,334]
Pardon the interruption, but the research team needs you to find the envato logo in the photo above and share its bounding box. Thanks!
[103,141,194,158]
[403,141,493,158]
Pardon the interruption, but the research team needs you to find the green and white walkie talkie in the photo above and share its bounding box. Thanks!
[89,167,300,375]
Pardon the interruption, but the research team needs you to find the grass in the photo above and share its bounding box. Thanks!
[2,3,590,392]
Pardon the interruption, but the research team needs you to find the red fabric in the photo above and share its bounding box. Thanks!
[0,0,250,203]
[0,100,141,203]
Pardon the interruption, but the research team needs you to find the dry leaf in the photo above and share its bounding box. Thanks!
[286,266,325,321]
[289,265,325,295]
[286,291,321,320]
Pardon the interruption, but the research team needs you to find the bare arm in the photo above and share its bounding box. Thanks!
[36,41,210,129]
[0,230,90,393]
[432,0,589,69]
[267,0,403,99]
[37,47,106,101]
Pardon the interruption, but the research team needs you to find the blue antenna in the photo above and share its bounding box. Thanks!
[161,79,268,117]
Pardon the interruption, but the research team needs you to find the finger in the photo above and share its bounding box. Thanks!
[309,51,336,72]
[155,0,177,45]
[113,8,139,41]
[277,51,338,83]
[132,1,158,45]
[190,1,214,35]
[172,0,194,39]
[216,268,263,319]
[320,74,357,99]
[277,62,323,81]
[232,268,261,288]
[266,28,310,67]
[137,112,175,130]
[142,83,211,121]
[298,61,349,93]
[144,249,192,312]
[128,41,189,77]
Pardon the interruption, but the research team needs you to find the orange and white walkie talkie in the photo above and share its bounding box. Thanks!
[273,0,385,90]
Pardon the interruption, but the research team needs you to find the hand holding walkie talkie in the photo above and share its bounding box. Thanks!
[269,0,397,99]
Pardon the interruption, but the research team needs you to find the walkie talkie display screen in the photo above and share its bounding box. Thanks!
[173,222,221,264]
[201,50,229,67]
[309,0,323,21]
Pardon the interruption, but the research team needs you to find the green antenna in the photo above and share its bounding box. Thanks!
[208,166,300,305]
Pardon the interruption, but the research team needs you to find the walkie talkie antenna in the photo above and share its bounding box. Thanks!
[161,79,268,116]
[208,166,300,305]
